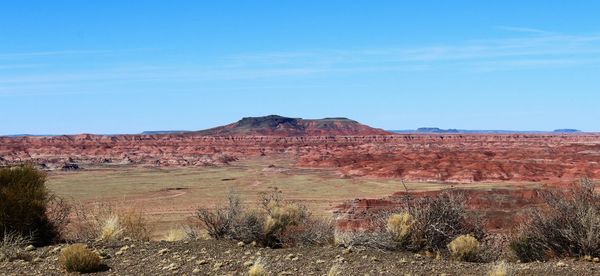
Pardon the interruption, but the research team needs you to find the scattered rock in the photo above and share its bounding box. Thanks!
[24,245,35,251]
[158,248,170,255]
[197,259,208,265]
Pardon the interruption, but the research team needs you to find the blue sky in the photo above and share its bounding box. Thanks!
[1,1,599,134]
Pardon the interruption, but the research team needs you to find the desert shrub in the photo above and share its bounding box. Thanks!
[193,188,334,248]
[69,203,152,242]
[248,259,267,276]
[0,232,32,262]
[405,192,484,251]
[194,191,243,240]
[228,210,265,244]
[59,244,102,273]
[510,178,600,262]
[334,191,484,256]
[448,234,480,261]
[280,216,335,247]
[163,228,188,242]
[387,212,414,243]
[0,166,65,245]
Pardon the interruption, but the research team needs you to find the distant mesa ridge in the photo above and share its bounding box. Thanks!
[391,128,583,134]
[191,115,391,136]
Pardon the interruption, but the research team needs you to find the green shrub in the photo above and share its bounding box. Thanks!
[0,166,61,244]
[59,244,102,273]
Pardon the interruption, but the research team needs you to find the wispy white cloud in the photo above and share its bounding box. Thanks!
[495,25,555,35]
[2,29,600,95]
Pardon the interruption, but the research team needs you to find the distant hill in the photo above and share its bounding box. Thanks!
[391,128,584,134]
[192,115,391,136]
[553,129,581,133]
[141,130,190,135]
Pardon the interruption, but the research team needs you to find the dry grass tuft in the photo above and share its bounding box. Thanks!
[163,228,188,242]
[248,259,267,276]
[70,203,152,242]
[448,234,480,262]
[487,261,511,276]
[99,215,123,241]
[59,244,102,273]
[387,212,414,243]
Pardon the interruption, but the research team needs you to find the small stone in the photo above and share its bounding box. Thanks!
[286,253,295,260]
[251,241,258,247]
[158,248,170,255]
[123,237,132,241]
[163,263,178,271]
[399,258,408,264]
[342,247,353,254]
[192,268,200,274]
[237,241,245,247]
[115,250,124,256]
[594,257,600,263]
[243,261,254,267]
[556,261,567,267]
[213,262,223,270]
[197,259,208,265]
[24,245,35,251]
[371,256,379,262]
[583,255,593,262]
[32,257,42,263]
[315,259,326,264]
[49,246,62,254]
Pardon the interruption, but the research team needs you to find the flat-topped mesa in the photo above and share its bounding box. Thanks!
[190,115,392,136]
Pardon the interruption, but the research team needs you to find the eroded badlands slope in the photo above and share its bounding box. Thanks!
[1,134,599,183]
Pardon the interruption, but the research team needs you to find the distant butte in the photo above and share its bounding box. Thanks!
[191,115,392,136]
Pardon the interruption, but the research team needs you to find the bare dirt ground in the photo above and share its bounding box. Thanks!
[2,239,599,276]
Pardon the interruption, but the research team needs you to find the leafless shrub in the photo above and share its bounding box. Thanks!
[193,188,334,248]
[45,195,71,242]
[511,177,600,262]
[194,190,242,240]
[0,232,33,262]
[335,190,484,256]
[404,192,484,252]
